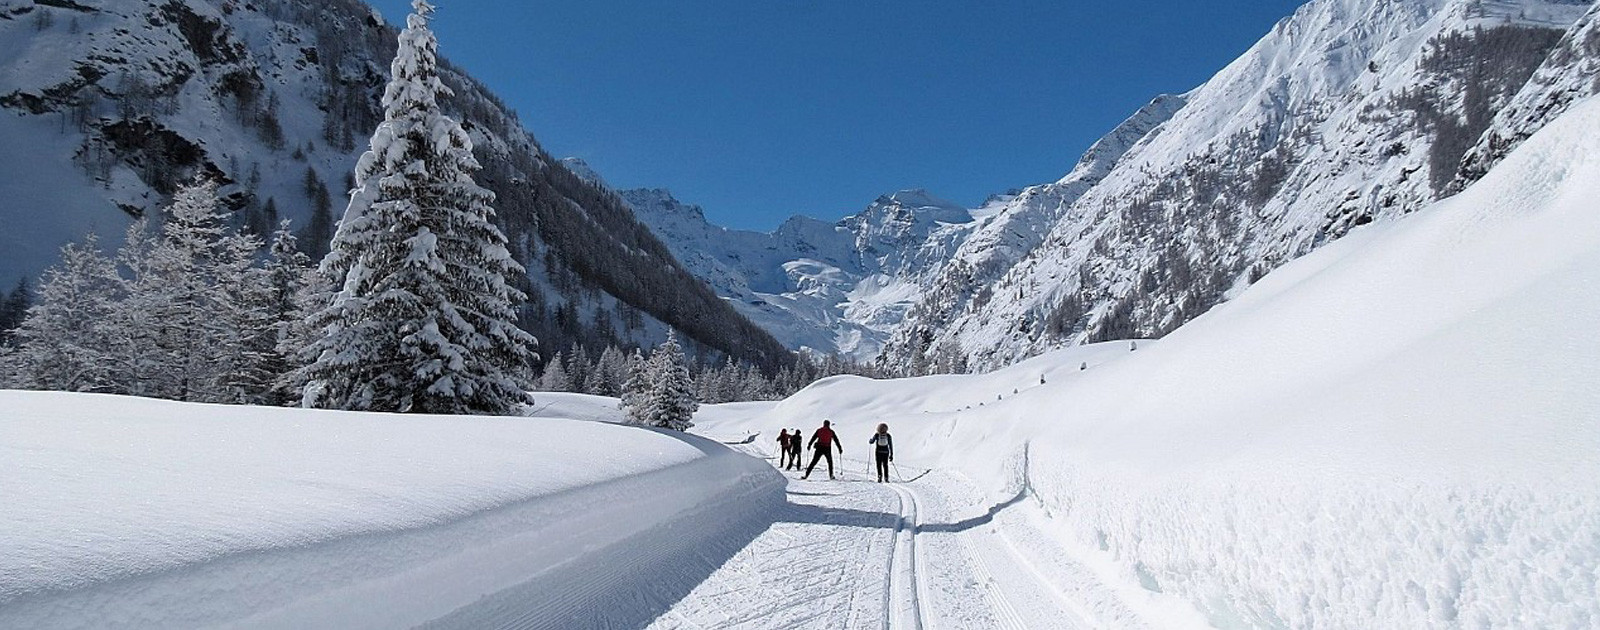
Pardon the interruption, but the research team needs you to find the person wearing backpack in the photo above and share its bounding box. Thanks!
[802,420,843,480]
[868,423,894,482]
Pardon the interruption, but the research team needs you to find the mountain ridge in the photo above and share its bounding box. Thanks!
[601,0,1598,373]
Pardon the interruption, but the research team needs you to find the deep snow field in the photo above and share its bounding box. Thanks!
[2,89,1599,630]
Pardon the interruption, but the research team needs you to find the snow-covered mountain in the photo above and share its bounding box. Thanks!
[615,186,976,361]
[602,0,1597,372]
[879,0,1599,370]
[0,0,790,368]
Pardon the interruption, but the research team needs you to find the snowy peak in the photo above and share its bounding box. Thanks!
[559,157,609,189]
[621,188,709,225]
[605,179,981,359]
[843,188,971,273]
[1061,93,1187,183]
[858,188,971,225]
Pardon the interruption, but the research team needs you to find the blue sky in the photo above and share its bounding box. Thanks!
[369,0,1308,231]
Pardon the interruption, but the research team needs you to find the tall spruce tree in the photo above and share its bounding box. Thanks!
[258,222,312,405]
[591,345,627,397]
[643,333,698,431]
[298,167,334,260]
[297,0,535,414]
[619,348,650,424]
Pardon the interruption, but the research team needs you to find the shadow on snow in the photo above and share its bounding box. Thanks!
[778,484,1028,535]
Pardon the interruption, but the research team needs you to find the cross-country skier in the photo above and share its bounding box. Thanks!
[788,428,803,470]
[776,429,793,468]
[868,423,894,482]
[802,420,843,480]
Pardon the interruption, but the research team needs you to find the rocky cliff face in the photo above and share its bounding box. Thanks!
[1457,0,1600,184]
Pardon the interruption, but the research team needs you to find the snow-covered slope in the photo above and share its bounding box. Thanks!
[619,186,976,360]
[0,390,781,628]
[882,0,1596,370]
[0,0,791,369]
[697,94,1600,627]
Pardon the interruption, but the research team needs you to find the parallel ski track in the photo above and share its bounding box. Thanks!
[958,520,1032,630]
[883,480,928,630]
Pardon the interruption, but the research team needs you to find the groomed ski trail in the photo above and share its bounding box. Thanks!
[883,481,926,630]
[646,453,1170,629]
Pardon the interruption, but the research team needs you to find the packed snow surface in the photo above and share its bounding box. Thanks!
[0,392,782,629]
[690,97,1600,628]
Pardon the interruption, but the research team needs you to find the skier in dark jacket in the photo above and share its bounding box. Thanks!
[776,430,792,468]
[868,423,894,482]
[802,420,843,480]
[788,428,803,470]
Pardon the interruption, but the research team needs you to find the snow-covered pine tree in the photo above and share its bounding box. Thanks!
[736,363,769,401]
[256,223,312,405]
[619,348,650,424]
[591,345,627,396]
[643,333,697,431]
[274,254,332,403]
[297,0,536,415]
[115,180,265,402]
[538,351,574,392]
[0,277,32,347]
[7,237,122,392]
[565,342,591,393]
[716,357,744,403]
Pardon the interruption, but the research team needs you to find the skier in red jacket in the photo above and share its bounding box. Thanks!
[802,420,844,480]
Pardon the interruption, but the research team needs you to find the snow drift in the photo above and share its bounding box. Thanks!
[699,96,1600,627]
[0,391,782,629]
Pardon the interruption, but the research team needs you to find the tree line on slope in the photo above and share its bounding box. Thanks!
[0,183,308,403]
[535,340,889,404]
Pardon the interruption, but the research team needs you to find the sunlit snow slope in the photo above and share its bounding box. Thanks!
[0,392,782,629]
[699,96,1600,628]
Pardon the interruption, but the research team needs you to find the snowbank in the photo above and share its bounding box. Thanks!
[698,97,1600,627]
[523,391,631,424]
[0,391,782,629]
